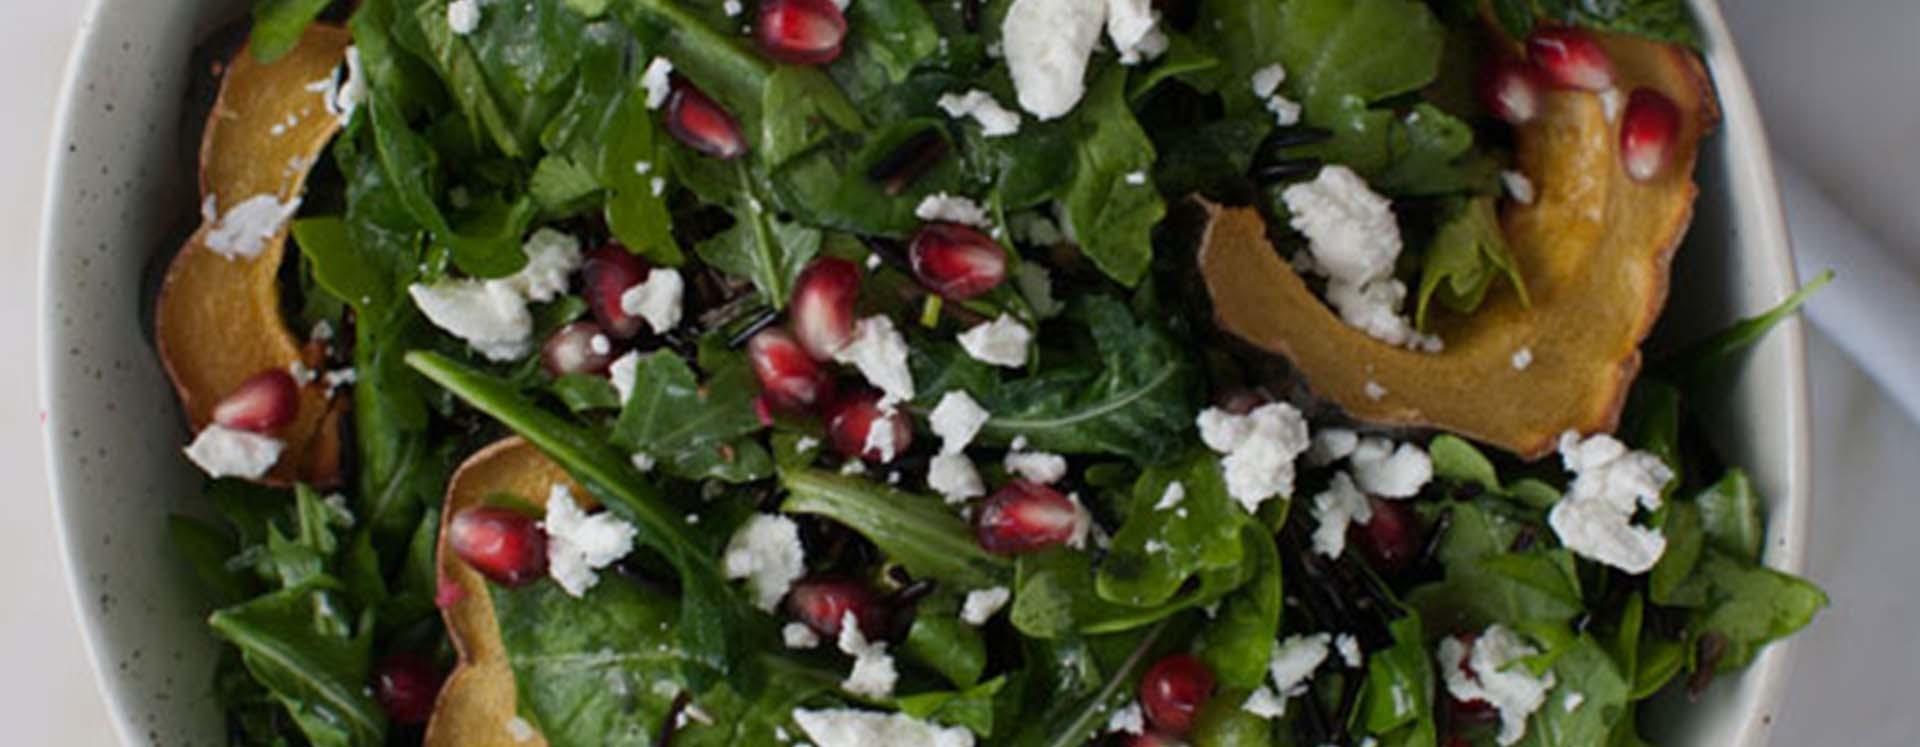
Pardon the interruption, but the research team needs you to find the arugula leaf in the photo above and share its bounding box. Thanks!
[904,607,989,687]
[251,0,335,63]
[839,0,941,84]
[696,198,823,308]
[1417,197,1529,328]
[1195,529,1282,690]
[1013,548,1246,638]
[1006,623,1174,747]
[1062,67,1165,287]
[367,93,535,278]
[1357,613,1439,744]
[1694,470,1764,562]
[1648,500,1704,606]
[599,82,683,264]
[896,677,1007,737]
[1676,550,1828,671]
[1098,452,1247,607]
[760,65,867,167]
[209,582,386,747]
[779,467,1011,589]
[1657,270,1832,395]
[529,153,601,213]
[1409,504,1585,631]
[608,351,768,480]
[1515,635,1630,747]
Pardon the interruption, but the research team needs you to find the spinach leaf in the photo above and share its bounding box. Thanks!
[1515,635,1630,747]
[1098,452,1247,607]
[760,65,867,167]
[251,0,334,63]
[1648,500,1703,606]
[1062,67,1165,287]
[1409,503,1585,631]
[696,198,823,308]
[209,582,386,747]
[1006,623,1173,747]
[839,0,941,84]
[1183,0,1288,113]
[1195,529,1283,690]
[528,153,602,213]
[779,467,1011,589]
[1013,548,1246,638]
[904,608,989,687]
[1416,197,1529,328]
[1356,614,1439,744]
[368,93,535,278]
[1694,470,1764,562]
[896,676,1007,737]
[609,351,768,481]
[1675,550,1827,671]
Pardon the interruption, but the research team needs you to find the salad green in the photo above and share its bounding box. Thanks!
[163,0,1823,745]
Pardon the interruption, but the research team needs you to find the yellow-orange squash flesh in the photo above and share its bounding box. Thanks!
[155,26,350,486]
[1200,32,1717,460]
[425,438,575,747]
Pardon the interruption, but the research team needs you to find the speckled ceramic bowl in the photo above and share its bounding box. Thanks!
[38,0,1811,744]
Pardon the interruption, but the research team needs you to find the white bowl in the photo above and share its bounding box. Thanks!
[37,0,1811,744]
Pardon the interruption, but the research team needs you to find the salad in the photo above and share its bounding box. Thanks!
[156,0,1827,745]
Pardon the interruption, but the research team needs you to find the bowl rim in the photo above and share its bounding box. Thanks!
[35,0,1810,744]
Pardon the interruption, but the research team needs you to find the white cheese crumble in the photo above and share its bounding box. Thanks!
[1335,633,1363,668]
[542,485,638,598]
[1249,64,1303,125]
[864,407,904,463]
[641,57,675,110]
[1242,686,1288,719]
[183,425,284,479]
[722,513,807,611]
[1283,166,1440,351]
[928,453,985,503]
[1512,346,1535,370]
[723,0,744,15]
[1270,632,1332,695]
[505,228,583,302]
[1310,472,1373,558]
[833,316,917,407]
[1004,449,1069,484]
[1105,0,1168,65]
[1196,403,1311,514]
[1002,0,1106,120]
[287,360,316,386]
[836,611,899,698]
[937,90,1022,137]
[589,334,611,356]
[960,586,1012,625]
[1123,171,1148,186]
[793,708,976,747]
[930,390,992,453]
[1547,431,1672,574]
[408,279,534,361]
[447,0,481,34]
[504,715,536,742]
[783,622,821,649]
[1105,701,1146,734]
[1501,170,1537,205]
[957,314,1032,368]
[914,192,993,228]
[619,267,685,334]
[1153,481,1186,511]
[1438,626,1556,747]
[608,351,640,405]
[1563,691,1586,712]
[205,194,302,260]
[629,451,655,472]
[325,47,367,126]
[1348,438,1433,498]
[1306,427,1359,467]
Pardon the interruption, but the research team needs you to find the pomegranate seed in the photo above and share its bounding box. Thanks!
[754,394,777,427]
[583,245,651,339]
[825,388,914,463]
[755,0,848,65]
[1620,88,1681,182]
[1350,496,1422,574]
[1215,388,1269,416]
[909,222,1009,301]
[447,506,548,587]
[974,480,1086,554]
[790,258,861,360]
[786,576,887,639]
[666,79,747,160]
[749,328,832,410]
[1526,27,1614,91]
[1477,56,1545,125]
[1139,654,1215,735]
[212,368,299,433]
[541,321,619,377]
[372,652,444,725]
[1444,634,1498,723]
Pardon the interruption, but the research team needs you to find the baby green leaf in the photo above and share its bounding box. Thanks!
[779,467,1011,589]
[1063,68,1165,287]
[1417,197,1530,328]
[1098,452,1247,607]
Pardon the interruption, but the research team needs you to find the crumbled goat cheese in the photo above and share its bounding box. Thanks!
[938,90,1023,137]
[1242,686,1288,719]
[504,228,583,303]
[1106,0,1168,65]
[1005,449,1069,484]
[1124,171,1148,185]
[629,451,656,472]
[620,267,685,334]
[864,408,904,462]
[1335,633,1363,668]
[1599,87,1625,122]
[323,368,357,394]
[723,0,744,15]
[1563,691,1586,712]
[1153,481,1187,511]
[1196,403,1312,513]
[837,612,900,698]
[642,57,675,109]
[408,279,533,361]
[1502,170,1537,205]
[325,47,366,125]
[957,314,1033,368]
[447,0,481,34]
[1365,380,1389,400]
[184,426,284,479]
[960,586,1012,625]
[1306,427,1359,467]
[793,708,976,747]
[1251,64,1287,98]
[928,453,985,503]
[543,485,638,597]
[1512,347,1535,370]
[1349,438,1433,498]
[589,334,611,356]
[608,351,640,405]
[287,360,316,386]
[1310,472,1373,558]
[1284,166,1440,350]
[930,390,991,453]
[311,319,335,341]
[504,716,536,742]
[914,192,993,228]
[1270,633,1332,695]
[1439,625,1556,747]
[1548,431,1672,573]
[1105,701,1146,734]
[833,316,916,406]
[795,436,821,454]
[723,513,807,611]
[1266,94,1303,126]
[1002,0,1107,120]
[205,194,302,260]
[783,622,821,649]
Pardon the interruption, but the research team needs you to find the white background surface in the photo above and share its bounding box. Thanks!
[1,1,1914,745]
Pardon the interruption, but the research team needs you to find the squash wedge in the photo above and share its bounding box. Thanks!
[1200,31,1717,460]
[155,25,350,486]
[425,438,571,747]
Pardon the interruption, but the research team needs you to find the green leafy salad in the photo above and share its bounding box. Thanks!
[160,0,1826,745]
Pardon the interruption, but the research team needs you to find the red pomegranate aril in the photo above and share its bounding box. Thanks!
[1526,27,1614,91]
[756,0,849,65]
[909,222,1009,301]
[790,257,862,360]
[448,506,549,587]
[826,388,914,463]
[749,328,832,410]
[212,368,299,433]
[583,245,652,339]
[1477,56,1545,125]
[1351,496,1422,574]
[975,480,1085,555]
[373,652,444,725]
[1620,88,1681,182]
[542,321,619,377]
[1215,388,1269,416]
[786,576,887,639]
[1138,654,1215,735]
[666,79,747,160]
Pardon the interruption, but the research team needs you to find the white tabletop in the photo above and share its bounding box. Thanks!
[2,2,1914,744]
